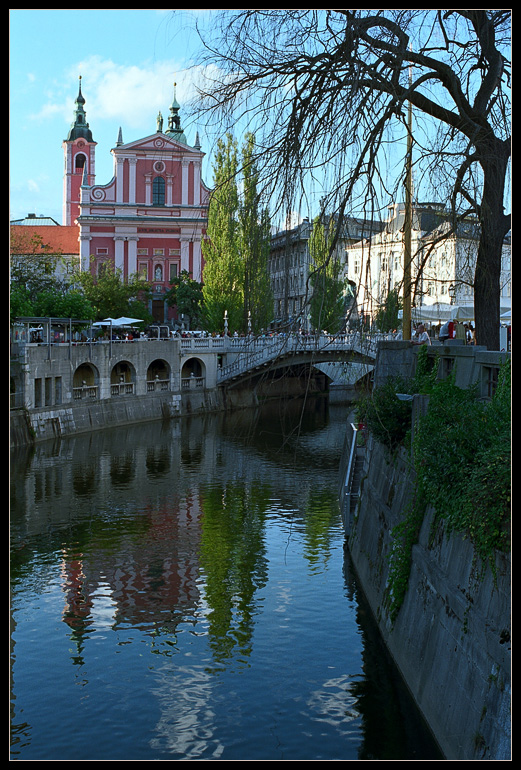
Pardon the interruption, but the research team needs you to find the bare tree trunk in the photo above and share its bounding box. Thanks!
[474,138,510,350]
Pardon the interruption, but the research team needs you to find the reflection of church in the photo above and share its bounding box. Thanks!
[64,77,210,323]
[59,492,203,660]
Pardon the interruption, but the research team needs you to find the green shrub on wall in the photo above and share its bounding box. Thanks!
[360,352,511,622]
[356,346,437,454]
[413,360,511,567]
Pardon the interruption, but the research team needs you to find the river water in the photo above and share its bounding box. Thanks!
[10,399,441,760]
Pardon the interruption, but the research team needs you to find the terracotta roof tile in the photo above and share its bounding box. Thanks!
[10,225,80,255]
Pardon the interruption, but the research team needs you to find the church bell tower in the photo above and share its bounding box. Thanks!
[62,76,97,225]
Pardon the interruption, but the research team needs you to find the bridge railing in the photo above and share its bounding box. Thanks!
[212,332,393,382]
[180,331,395,353]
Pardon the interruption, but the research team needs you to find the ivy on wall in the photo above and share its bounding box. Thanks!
[357,351,511,622]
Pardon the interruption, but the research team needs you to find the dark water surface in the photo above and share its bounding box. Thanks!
[10,400,442,760]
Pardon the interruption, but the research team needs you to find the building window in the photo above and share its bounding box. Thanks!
[169,263,179,282]
[75,154,86,172]
[138,263,148,280]
[152,176,165,206]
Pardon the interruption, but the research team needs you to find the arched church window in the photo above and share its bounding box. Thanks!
[75,153,86,172]
[153,176,165,206]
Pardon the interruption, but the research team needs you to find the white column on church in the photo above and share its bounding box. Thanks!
[193,161,201,206]
[128,158,137,204]
[116,157,125,202]
[145,174,152,205]
[127,236,138,277]
[180,236,190,273]
[114,236,125,274]
[192,240,202,282]
[79,234,91,273]
[182,160,189,206]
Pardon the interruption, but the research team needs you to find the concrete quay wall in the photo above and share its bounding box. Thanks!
[10,339,257,446]
[346,438,510,760]
[342,341,511,760]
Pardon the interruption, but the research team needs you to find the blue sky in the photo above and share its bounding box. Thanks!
[10,9,215,224]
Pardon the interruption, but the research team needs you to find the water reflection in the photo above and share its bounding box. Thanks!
[10,401,441,760]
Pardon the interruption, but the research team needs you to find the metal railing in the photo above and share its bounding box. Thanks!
[213,332,386,382]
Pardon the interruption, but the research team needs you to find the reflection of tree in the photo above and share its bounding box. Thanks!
[198,481,270,666]
[302,489,340,572]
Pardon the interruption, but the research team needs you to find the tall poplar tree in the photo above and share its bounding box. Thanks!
[201,134,243,333]
[239,133,273,332]
[202,132,273,334]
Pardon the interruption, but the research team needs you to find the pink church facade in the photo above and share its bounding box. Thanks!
[63,78,210,324]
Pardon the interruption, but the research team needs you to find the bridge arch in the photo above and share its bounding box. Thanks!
[147,358,171,392]
[73,362,100,400]
[181,357,205,378]
[110,360,136,396]
[181,356,206,390]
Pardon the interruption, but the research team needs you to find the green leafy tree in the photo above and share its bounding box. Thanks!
[202,133,273,334]
[308,216,346,333]
[32,288,95,319]
[10,286,36,320]
[10,228,83,320]
[239,133,273,332]
[75,265,152,322]
[202,134,243,333]
[166,269,204,328]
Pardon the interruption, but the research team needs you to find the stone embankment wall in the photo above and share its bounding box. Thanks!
[10,388,261,447]
[342,341,511,760]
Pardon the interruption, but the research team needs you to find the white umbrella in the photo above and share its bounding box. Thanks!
[92,317,119,326]
[453,305,475,321]
[112,316,144,326]
[399,304,453,322]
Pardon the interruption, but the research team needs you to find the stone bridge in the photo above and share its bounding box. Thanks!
[203,332,382,387]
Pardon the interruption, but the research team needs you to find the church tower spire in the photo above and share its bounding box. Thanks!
[62,76,97,225]
[66,75,94,142]
[165,83,187,144]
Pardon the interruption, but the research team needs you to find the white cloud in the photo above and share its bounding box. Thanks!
[30,55,199,133]
[74,56,199,130]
